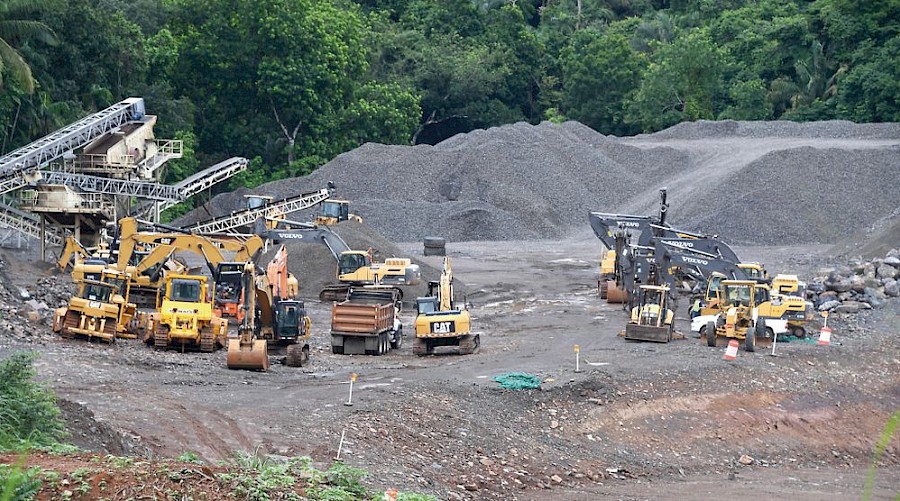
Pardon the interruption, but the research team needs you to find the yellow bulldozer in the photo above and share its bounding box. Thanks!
[144,273,228,352]
[52,278,121,343]
[413,257,478,355]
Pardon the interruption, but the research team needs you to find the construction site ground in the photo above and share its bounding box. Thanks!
[1,234,898,500]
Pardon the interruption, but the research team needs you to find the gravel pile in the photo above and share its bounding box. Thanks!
[179,119,900,249]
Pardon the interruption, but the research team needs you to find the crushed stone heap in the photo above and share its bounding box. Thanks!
[180,119,900,248]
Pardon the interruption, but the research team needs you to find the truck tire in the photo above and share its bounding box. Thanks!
[391,330,403,350]
[745,320,761,352]
[424,237,446,256]
[706,321,717,347]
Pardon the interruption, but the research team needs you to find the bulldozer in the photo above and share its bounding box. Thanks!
[413,257,478,355]
[226,263,270,371]
[624,284,675,343]
[144,273,228,352]
[52,278,121,343]
[705,279,771,352]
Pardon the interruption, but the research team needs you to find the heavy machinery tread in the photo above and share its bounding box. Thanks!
[412,337,430,356]
[599,280,608,299]
[200,329,215,353]
[459,334,481,355]
[154,326,169,349]
[102,320,116,343]
[285,343,309,367]
[61,311,79,339]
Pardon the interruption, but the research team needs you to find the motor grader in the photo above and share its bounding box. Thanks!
[705,279,770,352]
[624,284,674,343]
[144,273,228,352]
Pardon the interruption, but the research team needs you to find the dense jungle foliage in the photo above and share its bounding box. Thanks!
[0,0,897,201]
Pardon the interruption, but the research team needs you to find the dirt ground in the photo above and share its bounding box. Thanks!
[1,231,898,500]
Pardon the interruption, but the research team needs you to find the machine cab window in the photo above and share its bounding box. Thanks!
[339,253,368,275]
[83,283,113,302]
[171,279,202,302]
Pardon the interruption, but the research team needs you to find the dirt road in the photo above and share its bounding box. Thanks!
[2,232,898,499]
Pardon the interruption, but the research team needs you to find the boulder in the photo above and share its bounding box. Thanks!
[877,264,898,280]
[818,300,841,312]
[833,301,861,314]
[827,280,853,293]
[884,279,899,298]
[884,256,900,268]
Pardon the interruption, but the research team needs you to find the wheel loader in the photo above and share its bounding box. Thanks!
[624,284,674,343]
[413,257,478,355]
[704,280,771,352]
[144,273,228,352]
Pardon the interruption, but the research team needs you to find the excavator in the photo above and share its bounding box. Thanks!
[106,217,264,308]
[257,245,310,366]
[253,218,421,302]
[656,244,813,337]
[413,256,477,355]
[57,234,113,282]
[226,262,270,371]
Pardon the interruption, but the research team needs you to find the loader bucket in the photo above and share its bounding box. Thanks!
[226,338,269,371]
[606,281,627,303]
[624,324,672,343]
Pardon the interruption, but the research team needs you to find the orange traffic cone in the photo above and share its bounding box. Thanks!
[818,327,832,346]
[724,339,739,360]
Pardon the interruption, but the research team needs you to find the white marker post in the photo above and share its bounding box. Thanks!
[770,330,778,357]
[345,373,358,407]
[574,344,582,373]
[334,429,346,461]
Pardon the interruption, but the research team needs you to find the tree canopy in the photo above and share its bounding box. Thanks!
[1,0,898,196]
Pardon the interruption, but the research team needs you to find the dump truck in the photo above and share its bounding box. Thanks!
[330,288,402,355]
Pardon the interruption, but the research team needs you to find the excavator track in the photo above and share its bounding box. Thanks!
[154,325,169,349]
[285,343,309,367]
[458,334,481,355]
[200,328,215,353]
[412,337,431,356]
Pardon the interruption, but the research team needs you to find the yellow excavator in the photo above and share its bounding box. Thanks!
[413,256,477,355]
[226,262,269,371]
[144,273,228,352]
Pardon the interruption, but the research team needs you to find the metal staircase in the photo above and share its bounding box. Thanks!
[183,188,330,234]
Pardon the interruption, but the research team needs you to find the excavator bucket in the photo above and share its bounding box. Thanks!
[226,338,269,371]
[606,281,628,303]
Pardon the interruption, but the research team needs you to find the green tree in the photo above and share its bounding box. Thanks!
[836,35,900,121]
[561,29,643,135]
[719,78,772,120]
[0,0,56,94]
[627,29,730,131]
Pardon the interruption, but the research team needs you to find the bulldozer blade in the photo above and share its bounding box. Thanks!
[606,281,627,303]
[624,324,672,343]
[226,338,270,371]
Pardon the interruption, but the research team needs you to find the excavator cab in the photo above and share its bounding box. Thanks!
[338,251,374,281]
[213,262,246,321]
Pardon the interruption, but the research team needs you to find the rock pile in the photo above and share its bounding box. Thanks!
[179,119,900,247]
[0,258,73,343]
[807,248,900,313]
